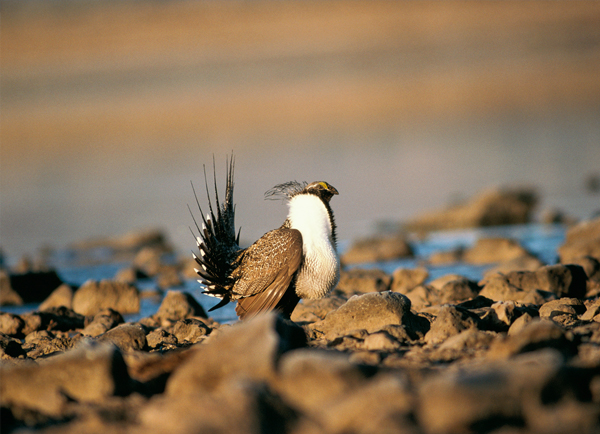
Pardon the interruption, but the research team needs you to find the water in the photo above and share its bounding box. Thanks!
[1,222,568,324]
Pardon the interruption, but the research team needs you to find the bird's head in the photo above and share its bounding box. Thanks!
[304,181,339,203]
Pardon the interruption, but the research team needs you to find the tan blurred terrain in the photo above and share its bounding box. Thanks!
[3,0,600,152]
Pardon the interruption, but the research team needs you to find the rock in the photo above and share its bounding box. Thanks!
[2,270,63,305]
[539,298,586,318]
[463,237,533,264]
[70,228,172,256]
[0,332,26,359]
[132,246,164,276]
[581,299,600,321]
[290,295,346,323]
[405,186,537,232]
[274,348,375,415]
[479,265,587,303]
[362,330,403,351]
[436,276,480,304]
[507,312,536,336]
[341,235,413,264]
[156,267,183,290]
[483,254,544,277]
[336,268,392,294]
[0,342,130,416]
[98,323,147,352]
[169,318,211,344]
[72,279,140,316]
[18,307,86,335]
[313,372,415,434]
[424,305,480,345]
[166,313,306,394]
[82,308,124,337]
[0,313,25,337]
[488,319,575,359]
[0,270,23,305]
[114,266,148,283]
[417,349,562,434]
[38,283,74,310]
[22,330,76,358]
[310,292,425,339]
[404,284,441,310]
[390,267,429,294]
[558,217,600,263]
[155,290,208,324]
[140,379,295,434]
[477,300,538,332]
[428,248,464,264]
[146,328,178,349]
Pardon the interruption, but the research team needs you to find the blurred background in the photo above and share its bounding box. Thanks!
[2,0,600,258]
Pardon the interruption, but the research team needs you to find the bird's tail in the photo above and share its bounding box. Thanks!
[189,155,241,311]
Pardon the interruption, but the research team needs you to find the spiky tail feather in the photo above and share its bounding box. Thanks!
[189,155,241,310]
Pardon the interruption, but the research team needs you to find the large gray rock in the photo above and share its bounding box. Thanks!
[310,292,423,339]
[72,279,140,316]
[0,342,130,417]
[165,313,306,394]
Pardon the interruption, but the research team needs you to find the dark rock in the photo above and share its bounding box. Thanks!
[166,313,306,394]
[19,307,86,335]
[405,186,537,232]
[0,313,25,337]
[558,217,600,263]
[98,323,147,352]
[290,295,346,323]
[463,237,534,265]
[391,267,429,294]
[154,290,207,324]
[341,235,413,264]
[310,292,422,339]
[424,305,481,345]
[456,295,495,309]
[0,270,23,305]
[169,318,211,344]
[82,308,124,337]
[72,279,140,316]
[0,332,26,359]
[38,283,74,311]
[2,270,63,305]
[0,342,130,416]
[336,268,392,294]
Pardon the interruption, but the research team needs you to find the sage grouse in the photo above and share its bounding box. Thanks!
[191,157,340,319]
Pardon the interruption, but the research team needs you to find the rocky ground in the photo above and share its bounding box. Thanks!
[2,209,600,433]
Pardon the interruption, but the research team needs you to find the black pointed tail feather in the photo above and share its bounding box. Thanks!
[189,155,241,305]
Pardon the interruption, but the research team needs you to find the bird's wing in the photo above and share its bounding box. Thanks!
[232,228,303,318]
